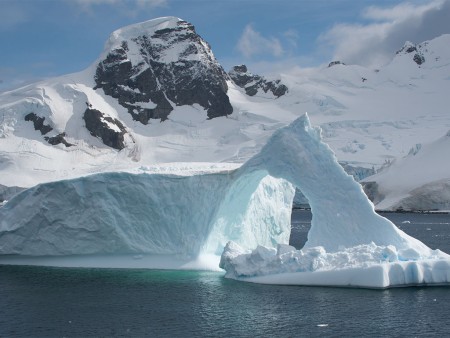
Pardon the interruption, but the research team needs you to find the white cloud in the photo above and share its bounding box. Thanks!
[319,0,450,68]
[237,24,284,58]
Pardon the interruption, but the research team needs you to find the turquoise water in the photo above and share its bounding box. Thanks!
[1,211,450,337]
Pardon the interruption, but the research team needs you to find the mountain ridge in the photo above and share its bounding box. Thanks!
[1,18,449,210]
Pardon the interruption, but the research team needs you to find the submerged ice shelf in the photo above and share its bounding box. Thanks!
[0,114,449,288]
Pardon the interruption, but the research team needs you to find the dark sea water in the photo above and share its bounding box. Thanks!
[1,211,450,337]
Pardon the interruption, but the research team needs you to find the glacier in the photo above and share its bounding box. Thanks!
[1,114,450,288]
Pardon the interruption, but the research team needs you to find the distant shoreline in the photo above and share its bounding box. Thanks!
[292,206,449,214]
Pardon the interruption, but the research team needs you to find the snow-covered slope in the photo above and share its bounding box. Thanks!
[362,130,450,211]
[0,17,239,187]
[0,18,449,209]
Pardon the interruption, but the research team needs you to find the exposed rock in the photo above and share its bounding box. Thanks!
[390,179,450,211]
[228,65,288,98]
[24,112,52,135]
[94,18,232,123]
[24,112,73,147]
[328,61,345,67]
[408,143,422,156]
[83,108,127,150]
[396,42,426,65]
[396,42,417,54]
[44,133,74,147]
[361,181,385,205]
[413,53,425,65]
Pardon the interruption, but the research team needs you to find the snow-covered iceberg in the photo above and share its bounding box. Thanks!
[1,114,449,287]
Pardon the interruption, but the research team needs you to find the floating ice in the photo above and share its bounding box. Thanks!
[219,114,450,288]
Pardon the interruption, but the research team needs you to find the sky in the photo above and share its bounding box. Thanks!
[0,0,449,91]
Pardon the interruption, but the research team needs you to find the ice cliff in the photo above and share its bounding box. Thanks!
[0,165,294,259]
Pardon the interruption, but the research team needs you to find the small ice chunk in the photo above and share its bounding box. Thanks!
[277,244,297,256]
[399,248,422,261]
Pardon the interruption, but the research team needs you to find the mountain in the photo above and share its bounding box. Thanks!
[362,129,450,211]
[94,17,232,124]
[0,17,449,210]
[228,65,288,98]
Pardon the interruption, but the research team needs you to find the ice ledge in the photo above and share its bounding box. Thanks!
[0,253,221,271]
[220,241,450,288]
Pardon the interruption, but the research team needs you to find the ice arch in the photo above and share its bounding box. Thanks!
[219,115,450,288]
[204,113,431,258]
[231,114,431,254]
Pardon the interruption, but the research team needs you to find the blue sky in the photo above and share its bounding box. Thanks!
[1,0,449,91]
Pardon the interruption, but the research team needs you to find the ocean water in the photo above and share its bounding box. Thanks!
[1,211,450,337]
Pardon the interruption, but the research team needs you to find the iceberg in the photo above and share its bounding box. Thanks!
[220,114,450,288]
[0,114,449,287]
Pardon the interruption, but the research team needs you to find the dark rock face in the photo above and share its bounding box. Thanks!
[396,42,426,65]
[413,53,425,65]
[83,108,127,150]
[228,65,288,98]
[24,113,52,135]
[328,61,345,67]
[24,112,73,147]
[44,133,74,147]
[361,181,385,205]
[396,44,417,54]
[94,20,232,123]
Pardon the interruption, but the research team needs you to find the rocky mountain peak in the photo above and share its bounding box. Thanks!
[396,41,425,65]
[228,65,288,98]
[94,17,232,123]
